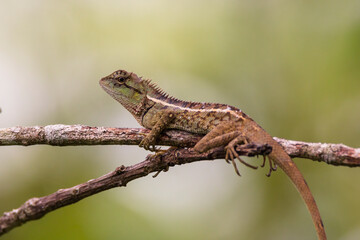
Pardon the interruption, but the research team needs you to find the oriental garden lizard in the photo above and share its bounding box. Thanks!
[99,69,327,240]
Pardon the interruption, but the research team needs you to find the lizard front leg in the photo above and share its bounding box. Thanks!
[139,111,176,151]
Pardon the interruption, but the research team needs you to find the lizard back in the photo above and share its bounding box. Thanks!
[142,79,248,134]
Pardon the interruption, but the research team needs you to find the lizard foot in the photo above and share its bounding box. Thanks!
[153,146,178,156]
[225,145,258,176]
[152,164,169,178]
[260,156,277,177]
[150,147,178,178]
[139,136,158,152]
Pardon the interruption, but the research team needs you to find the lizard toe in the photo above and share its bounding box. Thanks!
[227,145,258,170]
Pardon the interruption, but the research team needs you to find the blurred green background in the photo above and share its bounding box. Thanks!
[1,0,359,239]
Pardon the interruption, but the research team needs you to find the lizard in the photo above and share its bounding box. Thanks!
[99,69,327,240]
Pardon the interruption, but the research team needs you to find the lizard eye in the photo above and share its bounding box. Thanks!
[118,77,126,83]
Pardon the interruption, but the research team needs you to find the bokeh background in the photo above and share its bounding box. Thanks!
[1,0,359,239]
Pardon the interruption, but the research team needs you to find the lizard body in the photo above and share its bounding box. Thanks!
[100,69,326,240]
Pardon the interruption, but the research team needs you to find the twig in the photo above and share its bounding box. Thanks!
[0,124,200,147]
[274,137,360,167]
[0,124,359,166]
[0,144,269,235]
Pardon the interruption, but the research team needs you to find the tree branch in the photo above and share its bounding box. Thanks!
[0,124,200,147]
[1,124,359,166]
[0,143,269,235]
[274,137,360,167]
[0,124,359,235]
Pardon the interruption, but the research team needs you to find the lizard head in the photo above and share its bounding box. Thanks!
[100,69,147,118]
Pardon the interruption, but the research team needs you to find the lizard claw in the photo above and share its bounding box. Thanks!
[149,144,158,152]
[139,139,147,149]
[261,156,277,177]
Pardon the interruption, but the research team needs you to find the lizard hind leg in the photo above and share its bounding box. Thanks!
[193,122,258,176]
[193,121,238,153]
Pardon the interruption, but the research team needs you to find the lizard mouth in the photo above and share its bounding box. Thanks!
[99,80,114,95]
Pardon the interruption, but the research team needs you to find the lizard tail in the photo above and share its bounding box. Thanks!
[268,140,327,240]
